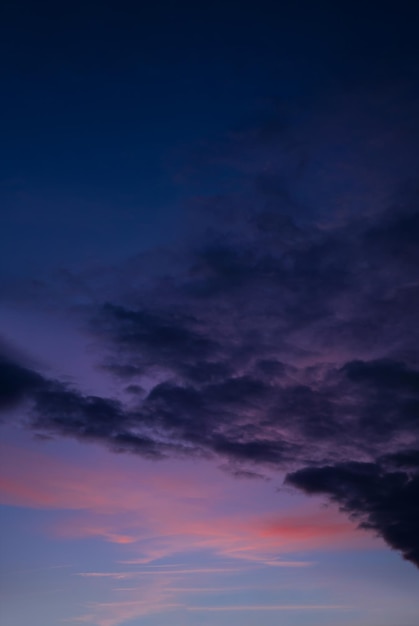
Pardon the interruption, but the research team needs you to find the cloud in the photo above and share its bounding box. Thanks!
[1,89,419,570]
[286,461,419,568]
[187,604,351,611]
[2,211,419,566]
[0,356,45,411]
[84,196,419,567]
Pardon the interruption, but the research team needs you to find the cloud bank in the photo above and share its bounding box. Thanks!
[1,92,419,568]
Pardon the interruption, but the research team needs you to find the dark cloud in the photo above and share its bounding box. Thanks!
[286,462,419,568]
[2,207,419,566]
[382,449,419,470]
[95,303,221,383]
[0,352,164,458]
[0,357,46,411]
[343,359,419,393]
[79,197,419,565]
[99,305,216,361]
[2,90,419,568]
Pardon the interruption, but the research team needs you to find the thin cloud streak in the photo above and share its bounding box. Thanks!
[1,436,374,571]
[188,604,353,611]
[77,567,246,578]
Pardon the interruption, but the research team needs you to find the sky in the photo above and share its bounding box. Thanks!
[1,1,419,625]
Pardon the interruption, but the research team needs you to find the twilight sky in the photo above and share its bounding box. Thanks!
[1,2,419,625]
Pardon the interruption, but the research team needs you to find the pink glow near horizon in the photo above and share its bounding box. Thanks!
[0,431,410,626]
[0,433,379,565]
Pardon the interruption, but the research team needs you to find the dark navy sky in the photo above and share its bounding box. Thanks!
[2,0,418,273]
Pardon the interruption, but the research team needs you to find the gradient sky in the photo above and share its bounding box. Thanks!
[1,2,419,625]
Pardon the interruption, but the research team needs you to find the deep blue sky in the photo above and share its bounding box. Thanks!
[2,0,418,273]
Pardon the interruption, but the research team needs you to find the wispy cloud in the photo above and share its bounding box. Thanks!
[77,567,245,578]
[188,603,352,611]
[1,438,373,574]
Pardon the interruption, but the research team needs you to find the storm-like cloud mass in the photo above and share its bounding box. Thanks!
[287,458,419,567]
[2,93,419,568]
